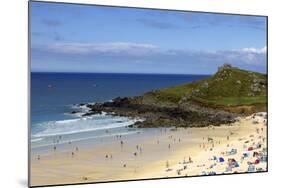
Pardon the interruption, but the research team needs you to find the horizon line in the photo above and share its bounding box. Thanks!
[30,71,212,76]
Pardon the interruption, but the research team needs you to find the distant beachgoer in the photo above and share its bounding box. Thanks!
[121,141,124,146]
[136,145,139,150]
[37,155,40,160]
[168,144,171,149]
[189,156,192,163]
[227,136,229,141]
[82,176,88,181]
[105,154,108,158]
[110,154,113,159]
[53,146,56,151]
[123,164,126,167]
[76,147,79,151]
[71,152,74,157]
[134,152,137,156]
[166,161,169,168]
[179,138,181,142]
[59,135,62,139]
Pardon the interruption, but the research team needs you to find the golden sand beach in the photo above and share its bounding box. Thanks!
[30,113,267,187]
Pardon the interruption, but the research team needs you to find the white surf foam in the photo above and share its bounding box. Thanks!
[32,114,143,138]
[31,130,141,148]
[31,137,44,142]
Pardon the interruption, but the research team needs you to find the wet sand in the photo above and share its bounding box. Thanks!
[30,113,267,187]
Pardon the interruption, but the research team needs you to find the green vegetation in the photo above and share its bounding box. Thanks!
[146,64,267,111]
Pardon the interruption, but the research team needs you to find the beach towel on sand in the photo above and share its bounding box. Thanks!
[248,164,255,172]
[219,157,225,162]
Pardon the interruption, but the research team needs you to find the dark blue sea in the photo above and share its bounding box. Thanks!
[31,73,208,148]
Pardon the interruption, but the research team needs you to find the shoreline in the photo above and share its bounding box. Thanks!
[31,113,267,186]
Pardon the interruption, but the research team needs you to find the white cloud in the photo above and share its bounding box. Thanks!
[47,42,158,55]
[237,46,267,54]
[33,42,266,69]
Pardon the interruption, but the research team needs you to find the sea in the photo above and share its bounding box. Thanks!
[31,72,209,149]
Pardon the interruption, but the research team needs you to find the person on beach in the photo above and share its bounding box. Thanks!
[37,155,40,160]
[168,144,171,149]
[189,156,192,163]
[76,147,79,151]
[53,145,56,151]
[71,152,74,157]
[166,161,169,168]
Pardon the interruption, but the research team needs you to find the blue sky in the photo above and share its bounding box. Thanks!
[30,1,267,74]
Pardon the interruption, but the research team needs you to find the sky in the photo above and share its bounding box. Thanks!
[30,1,267,74]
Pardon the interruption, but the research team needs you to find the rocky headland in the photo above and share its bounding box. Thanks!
[76,64,267,128]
